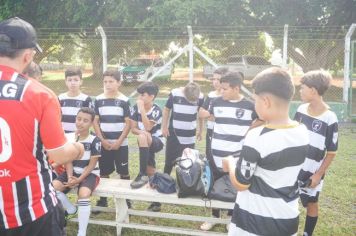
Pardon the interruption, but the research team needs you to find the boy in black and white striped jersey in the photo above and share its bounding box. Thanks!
[93,70,131,209]
[162,82,204,175]
[295,70,338,236]
[223,68,309,236]
[58,68,93,133]
[199,72,260,231]
[53,107,101,236]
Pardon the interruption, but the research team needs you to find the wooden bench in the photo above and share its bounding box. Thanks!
[69,178,233,235]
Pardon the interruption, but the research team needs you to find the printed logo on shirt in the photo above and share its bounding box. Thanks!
[312,120,322,132]
[240,160,256,179]
[115,100,121,106]
[95,142,101,152]
[76,101,82,107]
[130,106,135,116]
[152,110,160,119]
[0,169,11,177]
[236,108,245,119]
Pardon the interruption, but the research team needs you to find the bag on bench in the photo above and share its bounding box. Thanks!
[175,148,213,198]
[149,172,176,194]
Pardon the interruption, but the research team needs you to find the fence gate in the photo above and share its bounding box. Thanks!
[350,40,356,118]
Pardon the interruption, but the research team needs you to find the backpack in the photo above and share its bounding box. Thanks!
[175,148,213,198]
[149,172,176,194]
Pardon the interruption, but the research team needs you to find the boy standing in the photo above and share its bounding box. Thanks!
[93,70,131,208]
[129,82,164,212]
[223,68,309,236]
[58,68,93,133]
[162,82,204,175]
[53,108,101,236]
[199,72,259,230]
[295,70,338,236]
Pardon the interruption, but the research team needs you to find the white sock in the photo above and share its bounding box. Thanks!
[77,199,91,236]
[56,191,76,214]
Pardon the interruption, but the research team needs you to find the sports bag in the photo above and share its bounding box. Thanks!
[208,174,237,202]
[149,172,176,194]
[175,148,213,198]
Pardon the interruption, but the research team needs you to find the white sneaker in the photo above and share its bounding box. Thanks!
[200,221,216,231]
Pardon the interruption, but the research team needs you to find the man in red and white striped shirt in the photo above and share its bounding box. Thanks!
[0,17,84,236]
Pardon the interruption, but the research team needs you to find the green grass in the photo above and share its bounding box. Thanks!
[62,127,356,236]
[41,71,356,235]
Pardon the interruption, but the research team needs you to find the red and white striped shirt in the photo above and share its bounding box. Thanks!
[0,65,67,229]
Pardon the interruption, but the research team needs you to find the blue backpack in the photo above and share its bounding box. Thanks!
[175,148,213,198]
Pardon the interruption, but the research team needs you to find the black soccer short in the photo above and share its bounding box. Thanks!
[55,172,100,193]
[300,192,320,207]
[148,136,164,168]
[99,146,129,176]
[164,130,194,175]
[0,204,65,236]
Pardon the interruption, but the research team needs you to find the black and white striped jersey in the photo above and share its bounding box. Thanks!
[294,103,338,196]
[58,92,93,133]
[66,132,101,176]
[130,103,164,143]
[229,123,309,236]
[94,93,130,146]
[165,88,204,145]
[209,97,257,168]
[202,90,220,130]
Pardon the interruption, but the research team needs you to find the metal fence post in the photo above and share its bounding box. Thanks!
[282,24,288,69]
[343,24,356,104]
[96,25,107,73]
[187,25,194,82]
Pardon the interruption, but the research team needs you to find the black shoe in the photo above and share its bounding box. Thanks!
[126,199,132,209]
[92,197,108,215]
[130,175,149,189]
[147,202,161,212]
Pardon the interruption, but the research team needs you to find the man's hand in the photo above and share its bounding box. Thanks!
[309,172,323,188]
[64,176,80,188]
[162,127,170,137]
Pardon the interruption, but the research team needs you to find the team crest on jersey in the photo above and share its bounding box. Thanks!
[76,101,82,107]
[312,120,322,132]
[151,110,160,119]
[130,106,135,116]
[236,108,245,119]
[177,98,182,104]
[95,142,101,152]
[240,159,256,179]
[115,100,121,106]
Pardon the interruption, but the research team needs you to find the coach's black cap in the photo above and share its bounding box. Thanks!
[0,17,42,53]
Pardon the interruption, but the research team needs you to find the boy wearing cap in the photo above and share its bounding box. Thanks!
[0,17,84,236]
[162,82,204,175]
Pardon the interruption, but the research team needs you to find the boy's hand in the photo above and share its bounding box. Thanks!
[136,98,145,112]
[309,172,323,188]
[222,156,235,172]
[162,127,170,137]
[111,140,122,150]
[64,176,80,188]
[101,139,112,150]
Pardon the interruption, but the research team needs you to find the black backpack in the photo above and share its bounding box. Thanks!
[175,148,213,198]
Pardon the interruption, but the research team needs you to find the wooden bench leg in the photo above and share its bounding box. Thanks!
[115,198,128,236]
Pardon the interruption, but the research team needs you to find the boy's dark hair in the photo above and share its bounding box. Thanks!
[65,68,82,80]
[184,82,201,103]
[77,107,95,122]
[213,67,229,76]
[252,67,294,101]
[103,69,121,81]
[137,82,159,98]
[300,70,331,96]
[220,72,243,88]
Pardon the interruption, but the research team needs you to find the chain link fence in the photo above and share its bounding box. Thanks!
[36,26,355,103]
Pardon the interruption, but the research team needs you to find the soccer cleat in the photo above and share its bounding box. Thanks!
[91,197,108,215]
[147,202,161,212]
[64,207,77,220]
[200,221,216,231]
[130,175,149,189]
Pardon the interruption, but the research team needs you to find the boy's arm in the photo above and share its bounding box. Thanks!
[198,107,211,119]
[76,156,100,184]
[196,116,203,141]
[162,107,171,137]
[93,115,111,150]
[310,152,336,188]
[112,117,131,150]
[137,99,155,131]
[223,156,250,191]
